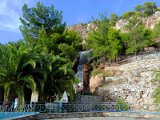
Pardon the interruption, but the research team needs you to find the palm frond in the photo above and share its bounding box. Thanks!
[16,86,25,105]
[22,59,36,69]
[20,75,36,91]
[4,82,12,98]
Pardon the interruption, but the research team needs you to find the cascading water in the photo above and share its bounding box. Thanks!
[73,50,92,92]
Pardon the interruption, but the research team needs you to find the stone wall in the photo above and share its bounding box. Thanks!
[90,52,160,111]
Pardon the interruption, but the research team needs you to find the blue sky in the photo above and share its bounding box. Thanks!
[0,0,160,44]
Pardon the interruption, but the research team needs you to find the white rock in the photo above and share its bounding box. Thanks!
[142,94,148,98]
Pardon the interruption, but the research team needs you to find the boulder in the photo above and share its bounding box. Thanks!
[90,75,103,93]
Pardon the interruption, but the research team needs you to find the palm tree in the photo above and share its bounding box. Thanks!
[29,44,77,102]
[0,42,37,105]
[0,40,78,104]
[44,57,77,101]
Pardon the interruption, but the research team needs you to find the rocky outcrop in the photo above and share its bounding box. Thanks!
[68,11,160,42]
[90,75,104,93]
[68,23,88,39]
[68,23,98,45]
[145,11,160,29]
[115,11,160,31]
[90,52,160,111]
[68,23,97,39]
[87,23,97,32]
[115,19,128,31]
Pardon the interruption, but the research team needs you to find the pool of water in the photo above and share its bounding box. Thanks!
[0,112,38,119]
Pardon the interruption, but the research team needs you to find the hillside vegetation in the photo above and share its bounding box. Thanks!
[0,1,160,104]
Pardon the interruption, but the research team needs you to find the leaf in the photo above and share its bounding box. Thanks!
[22,59,36,69]
[21,75,36,91]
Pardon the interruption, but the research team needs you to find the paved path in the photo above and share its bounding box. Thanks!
[43,117,160,120]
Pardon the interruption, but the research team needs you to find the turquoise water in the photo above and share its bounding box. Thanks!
[0,112,37,119]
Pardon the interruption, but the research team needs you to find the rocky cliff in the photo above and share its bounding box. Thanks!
[90,52,160,111]
[68,11,160,39]
[67,23,97,41]
[115,11,160,31]
[68,23,88,40]
[69,12,160,111]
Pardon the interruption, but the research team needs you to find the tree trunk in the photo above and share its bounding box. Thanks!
[3,96,8,105]
[0,88,4,104]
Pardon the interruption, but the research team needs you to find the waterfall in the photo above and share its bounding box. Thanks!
[74,50,91,92]
[79,50,91,65]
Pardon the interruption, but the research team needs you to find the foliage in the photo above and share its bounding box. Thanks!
[122,12,154,55]
[91,68,101,77]
[122,11,135,19]
[124,26,153,55]
[0,42,36,104]
[107,28,122,61]
[109,13,118,26]
[36,27,82,62]
[102,71,109,77]
[152,22,160,39]
[116,98,129,111]
[124,13,142,31]
[135,5,145,12]
[87,15,122,61]
[0,2,83,104]
[152,71,160,103]
[87,15,110,58]
[58,30,82,61]
[91,67,108,78]
[19,2,82,102]
[43,56,76,101]
[1,1,159,104]
[123,2,158,20]
[20,2,66,44]
[144,2,157,16]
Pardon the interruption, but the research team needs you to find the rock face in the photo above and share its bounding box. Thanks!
[115,11,160,31]
[68,11,160,42]
[145,11,160,29]
[68,23,88,39]
[68,23,97,40]
[90,52,160,111]
[87,23,97,32]
[90,74,104,93]
[115,19,128,31]
[68,23,97,45]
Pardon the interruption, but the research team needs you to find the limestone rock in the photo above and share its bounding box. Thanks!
[87,23,97,31]
[115,11,160,31]
[90,52,160,111]
[149,105,156,111]
[68,23,88,39]
[115,19,128,31]
[145,11,160,29]
[90,75,103,93]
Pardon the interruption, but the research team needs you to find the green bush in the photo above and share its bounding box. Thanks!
[102,71,109,77]
[116,98,129,111]
[91,68,101,77]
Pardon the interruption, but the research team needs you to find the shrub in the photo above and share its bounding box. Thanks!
[115,98,129,111]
